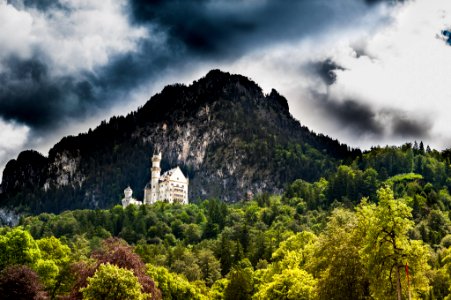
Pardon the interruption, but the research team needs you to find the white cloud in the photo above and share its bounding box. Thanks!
[329,0,451,148]
[0,0,148,75]
[0,118,29,151]
[0,1,33,61]
[198,0,451,150]
[202,3,393,146]
[0,118,30,180]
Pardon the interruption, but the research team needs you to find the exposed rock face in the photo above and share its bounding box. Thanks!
[47,151,83,188]
[0,70,358,213]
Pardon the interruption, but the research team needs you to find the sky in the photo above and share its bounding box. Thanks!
[0,0,451,179]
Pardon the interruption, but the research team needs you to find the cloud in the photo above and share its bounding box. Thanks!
[0,0,152,127]
[314,94,384,136]
[388,112,432,138]
[0,118,29,178]
[0,118,29,153]
[2,0,440,181]
[128,0,389,58]
[312,91,432,140]
[0,0,391,132]
[310,59,346,86]
[326,0,451,148]
[3,0,148,74]
[213,0,451,150]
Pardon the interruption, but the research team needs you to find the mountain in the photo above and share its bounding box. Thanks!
[0,70,360,214]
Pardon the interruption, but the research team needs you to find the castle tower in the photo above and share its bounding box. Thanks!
[124,186,133,199]
[149,152,161,204]
[122,186,142,208]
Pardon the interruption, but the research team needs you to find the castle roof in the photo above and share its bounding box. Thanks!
[160,166,187,182]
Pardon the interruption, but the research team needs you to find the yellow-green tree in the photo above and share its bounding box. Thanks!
[440,247,451,299]
[146,264,207,300]
[209,278,229,300]
[253,231,317,299]
[253,268,316,300]
[81,263,148,300]
[357,186,430,299]
[0,227,41,270]
[309,208,370,300]
[35,236,72,296]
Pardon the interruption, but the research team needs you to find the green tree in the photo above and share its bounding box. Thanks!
[357,187,430,299]
[35,236,72,296]
[209,278,229,300]
[0,227,41,270]
[440,247,451,299]
[183,223,202,244]
[203,199,228,239]
[71,238,160,300]
[271,231,316,267]
[146,264,206,300]
[81,263,148,300]
[197,249,222,286]
[224,259,254,300]
[170,251,202,282]
[253,268,316,300]
[310,208,370,300]
[215,230,235,275]
[328,165,357,203]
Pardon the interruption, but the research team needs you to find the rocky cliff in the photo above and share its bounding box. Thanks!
[0,70,360,214]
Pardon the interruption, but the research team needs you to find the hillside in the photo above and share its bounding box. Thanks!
[9,144,451,299]
[0,70,359,214]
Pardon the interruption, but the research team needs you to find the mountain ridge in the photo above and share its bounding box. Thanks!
[0,69,360,214]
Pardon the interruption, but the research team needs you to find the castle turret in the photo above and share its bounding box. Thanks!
[122,186,142,207]
[144,151,162,204]
[150,152,161,203]
[124,186,133,199]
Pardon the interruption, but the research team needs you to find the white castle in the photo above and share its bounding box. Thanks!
[122,151,189,208]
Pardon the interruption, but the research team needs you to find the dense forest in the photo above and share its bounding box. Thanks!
[3,143,451,299]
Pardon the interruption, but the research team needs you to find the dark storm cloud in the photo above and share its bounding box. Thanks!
[0,44,176,131]
[364,0,387,4]
[313,91,432,139]
[391,114,432,138]
[311,59,345,86]
[0,57,93,129]
[314,93,384,135]
[128,0,390,58]
[0,0,393,132]
[20,0,64,10]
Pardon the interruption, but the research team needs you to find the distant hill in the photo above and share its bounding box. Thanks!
[0,70,360,214]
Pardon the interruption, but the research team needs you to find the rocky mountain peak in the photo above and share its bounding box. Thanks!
[0,70,357,214]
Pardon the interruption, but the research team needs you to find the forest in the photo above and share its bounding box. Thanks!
[2,142,451,299]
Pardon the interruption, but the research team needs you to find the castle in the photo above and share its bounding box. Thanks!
[122,151,189,208]
[121,186,142,207]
